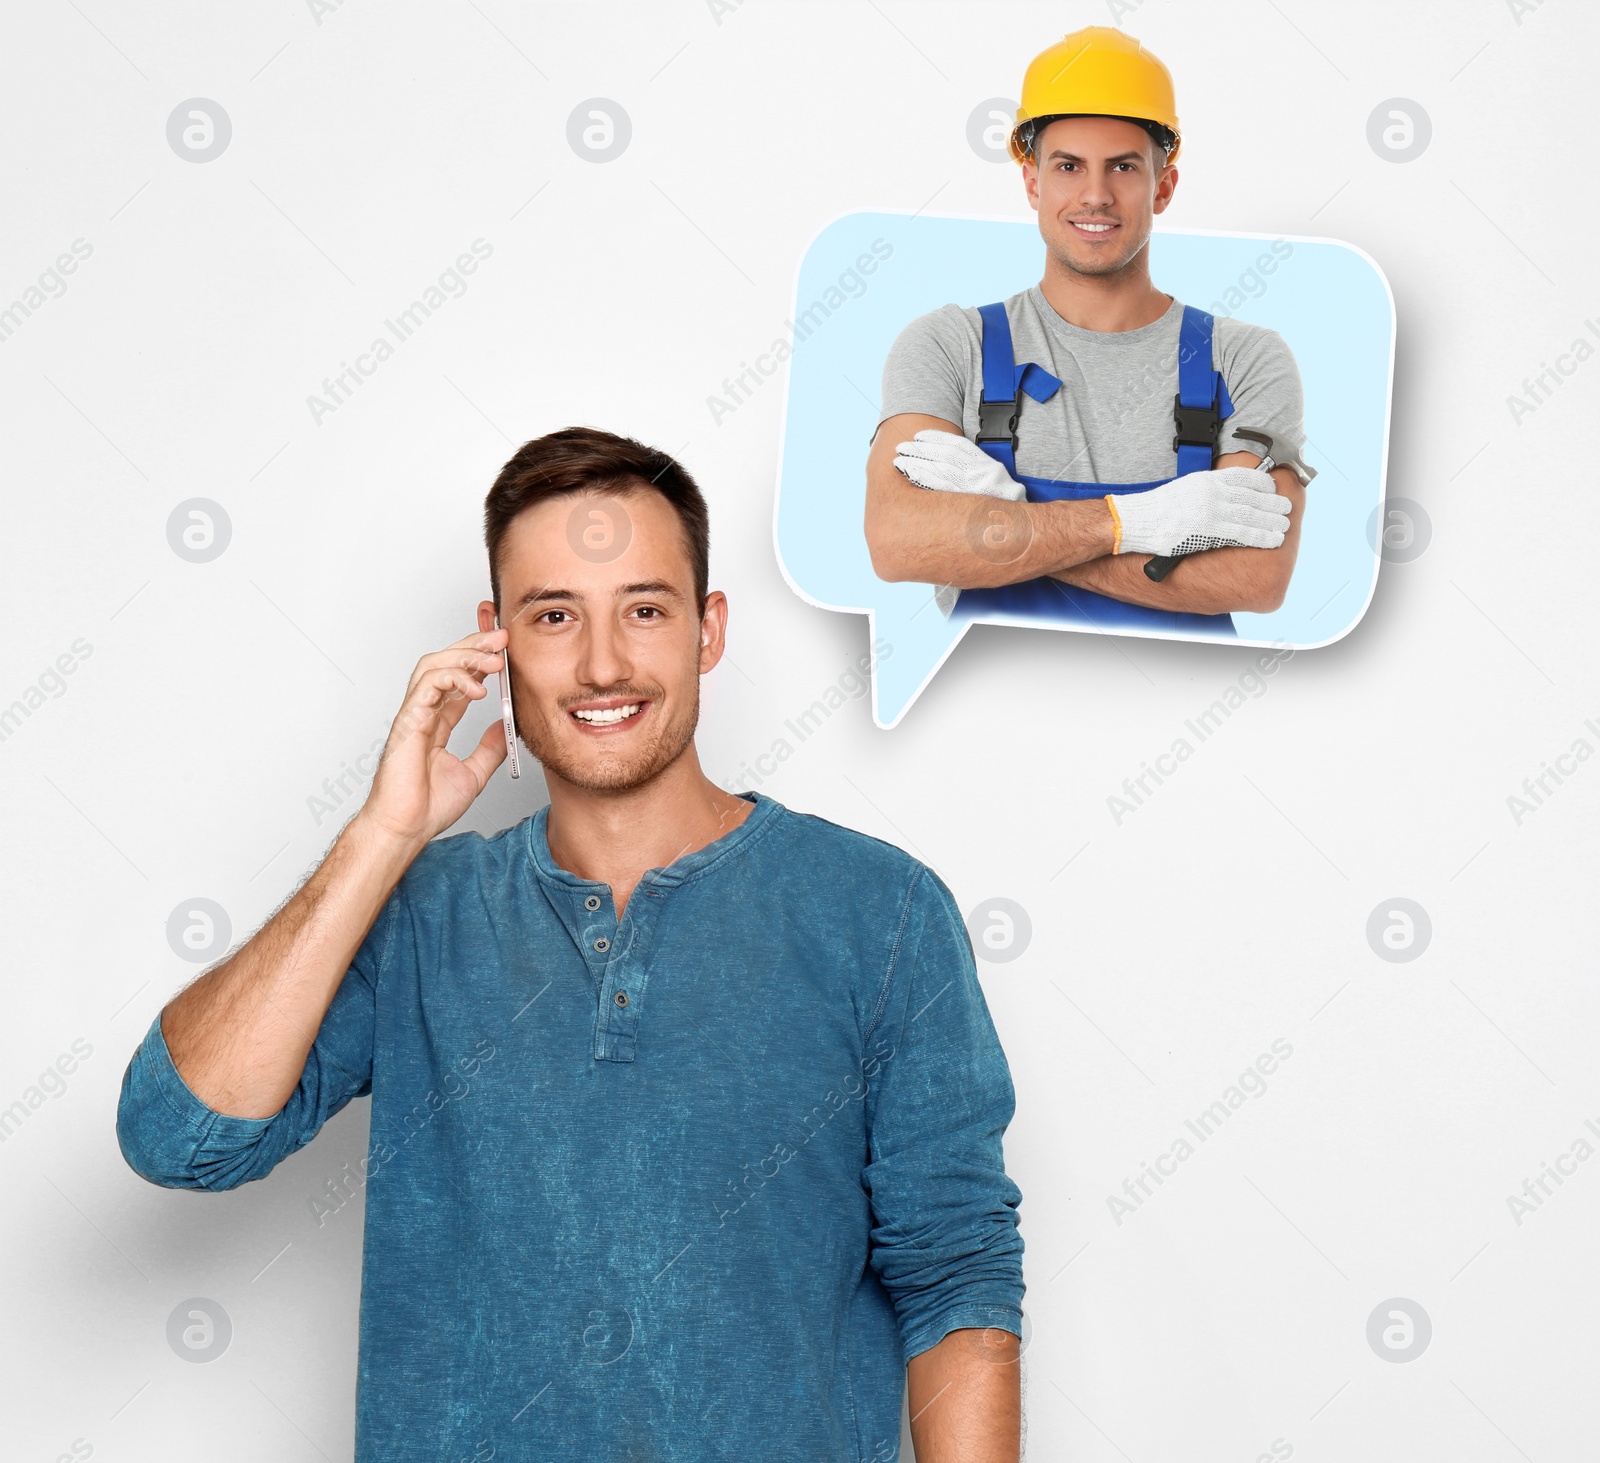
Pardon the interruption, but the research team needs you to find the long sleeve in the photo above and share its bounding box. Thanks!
[861,866,1025,1362]
[115,889,399,1190]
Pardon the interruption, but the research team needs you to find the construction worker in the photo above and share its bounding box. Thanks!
[865,26,1314,636]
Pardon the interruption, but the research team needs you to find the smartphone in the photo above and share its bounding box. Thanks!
[494,616,521,780]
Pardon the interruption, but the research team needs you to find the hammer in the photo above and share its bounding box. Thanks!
[1143,428,1277,583]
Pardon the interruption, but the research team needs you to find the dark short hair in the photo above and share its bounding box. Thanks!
[1021,113,1175,165]
[484,427,711,614]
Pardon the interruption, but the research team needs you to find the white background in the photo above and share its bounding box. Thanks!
[2,2,1595,1460]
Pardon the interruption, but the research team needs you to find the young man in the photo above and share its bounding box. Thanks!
[866,25,1314,637]
[116,428,1026,1463]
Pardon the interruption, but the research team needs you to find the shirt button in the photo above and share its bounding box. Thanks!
[584,895,601,911]
[614,991,629,1007]
[593,937,610,953]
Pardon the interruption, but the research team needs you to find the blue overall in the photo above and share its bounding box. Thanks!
[955,301,1238,637]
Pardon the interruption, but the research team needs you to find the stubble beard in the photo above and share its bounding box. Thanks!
[518,678,701,794]
[1047,224,1150,280]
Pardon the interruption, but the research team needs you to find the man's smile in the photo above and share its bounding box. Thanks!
[568,697,649,731]
[1067,216,1119,238]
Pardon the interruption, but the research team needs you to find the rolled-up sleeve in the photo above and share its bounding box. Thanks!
[115,890,399,1190]
[862,867,1025,1362]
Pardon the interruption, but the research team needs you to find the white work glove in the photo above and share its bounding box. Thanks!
[1111,466,1291,557]
[893,430,1024,618]
[894,429,1023,501]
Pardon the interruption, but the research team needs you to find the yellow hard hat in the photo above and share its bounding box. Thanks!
[1008,26,1181,166]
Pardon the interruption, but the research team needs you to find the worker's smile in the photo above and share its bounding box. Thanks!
[1067,216,1120,239]
[567,696,651,735]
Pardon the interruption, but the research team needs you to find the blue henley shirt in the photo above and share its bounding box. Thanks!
[116,792,1025,1462]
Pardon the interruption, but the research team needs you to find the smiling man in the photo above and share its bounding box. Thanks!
[865,25,1314,637]
[116,427,1026,1463]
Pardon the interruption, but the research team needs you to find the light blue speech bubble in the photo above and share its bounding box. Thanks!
[773,212,1395,728]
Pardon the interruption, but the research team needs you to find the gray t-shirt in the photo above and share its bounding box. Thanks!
[878,286,1315,487]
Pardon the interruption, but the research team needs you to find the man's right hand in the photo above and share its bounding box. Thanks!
[357,627,511,851]
[893,429,1023,501]
[156,624,516,1121]
[1110,466,1291,558]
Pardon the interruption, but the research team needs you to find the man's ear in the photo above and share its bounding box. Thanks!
[1021,159,1040,212]
[697,590,729,674]
[1152,164,1178,215]
[477,599,497,634]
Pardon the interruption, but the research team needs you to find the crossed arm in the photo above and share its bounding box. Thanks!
[864,412,1304,616]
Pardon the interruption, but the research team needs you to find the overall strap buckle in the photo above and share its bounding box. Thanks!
[1172,395,1220,454]
[977,388,1025,452]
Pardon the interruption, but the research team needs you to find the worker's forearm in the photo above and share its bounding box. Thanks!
[161,814,424,1119]
[1056,464,1303,614]
[1053,542,1290,615]
[867,479,1115,588]
[907,1326,1021,1463]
